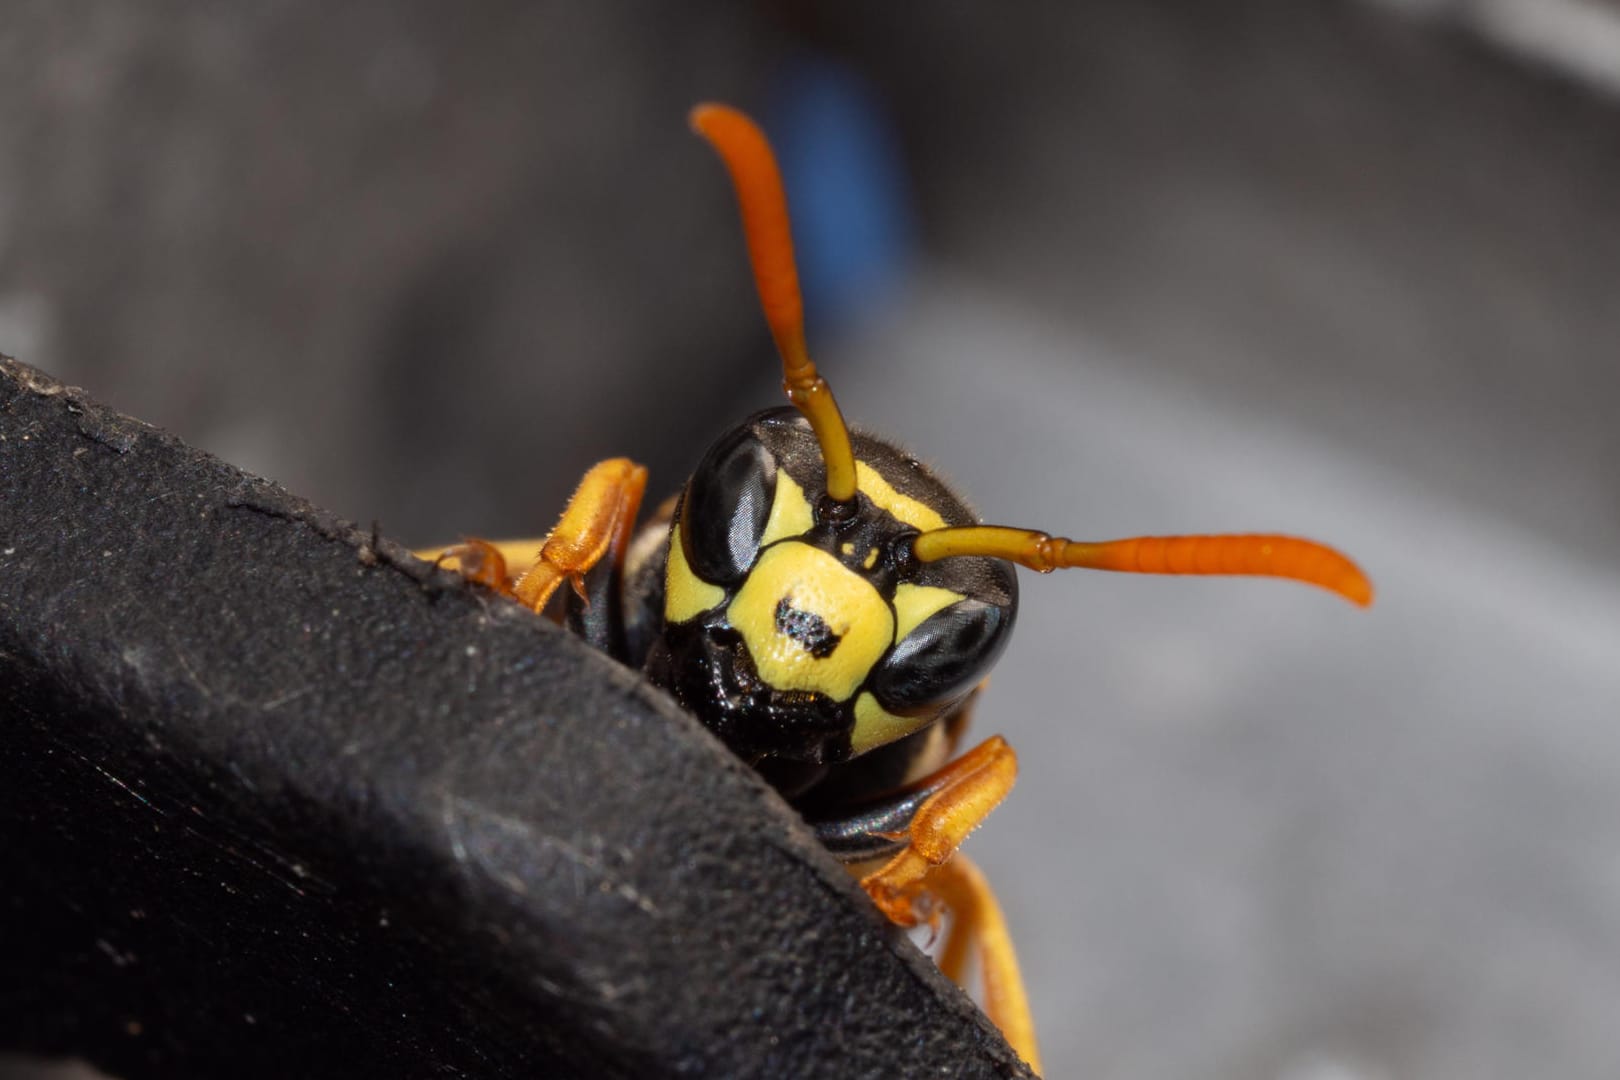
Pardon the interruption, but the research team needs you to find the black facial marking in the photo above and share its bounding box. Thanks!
[643,619,857,763]
[890,530,921,578]
[774,596,842,659]
[817,492,859,524]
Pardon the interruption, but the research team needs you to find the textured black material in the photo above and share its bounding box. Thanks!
[0,359,1033,1079]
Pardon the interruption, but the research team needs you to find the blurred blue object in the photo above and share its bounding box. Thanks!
[769,56,915,333]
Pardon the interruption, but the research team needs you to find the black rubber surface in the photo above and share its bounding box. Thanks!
[0,358,1033,1079]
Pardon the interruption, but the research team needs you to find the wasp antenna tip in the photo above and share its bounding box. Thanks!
[689,102,737,134]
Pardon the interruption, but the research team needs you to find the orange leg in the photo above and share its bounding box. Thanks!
[430,538,521,592]
[511,458,647,613]
[857,736,1018,927]
[932,855,1042,1075]
[854,736,1036,1070]
[422,458,648,614]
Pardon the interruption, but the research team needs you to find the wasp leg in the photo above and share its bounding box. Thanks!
[426,538,519,593]
[855,735,1018,926]
[560,462,651,657]
[932,854,1042,1075]
[510,458,648,615]
[814,737,1035,1070]
[417,459,648,614]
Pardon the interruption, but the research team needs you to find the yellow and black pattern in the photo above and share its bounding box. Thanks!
[645,408,1016,764]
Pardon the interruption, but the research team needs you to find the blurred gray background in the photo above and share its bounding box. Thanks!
[5,2,1620,1077]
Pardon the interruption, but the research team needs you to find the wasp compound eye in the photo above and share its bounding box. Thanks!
[868,599,1014,715]
[680,426,777,587]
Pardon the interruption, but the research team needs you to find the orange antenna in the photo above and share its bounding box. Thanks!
[691,102,859,503]
[912,527,1374,607]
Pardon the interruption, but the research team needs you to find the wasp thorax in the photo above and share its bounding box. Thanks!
[644,408,1018,765]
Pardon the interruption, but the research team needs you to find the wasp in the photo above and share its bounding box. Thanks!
[425,104,1373,1074]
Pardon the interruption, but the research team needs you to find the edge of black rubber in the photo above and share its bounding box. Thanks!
[0,357,1034,1079]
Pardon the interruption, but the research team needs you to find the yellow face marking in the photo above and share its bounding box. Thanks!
[855,460,947,532]
[727,542,894,703]
[664,531,726,623]
[840,542,855,556]
[851,692,932,756]
[759,468,814,547]
[892,583,964,641]
[862,547,879,570]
